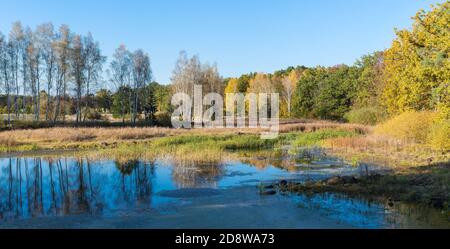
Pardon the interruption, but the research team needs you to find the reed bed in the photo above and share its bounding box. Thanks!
[0,120,358,149]
[324,134,449,168]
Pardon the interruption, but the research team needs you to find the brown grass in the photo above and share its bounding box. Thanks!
[0,120,372,154]
[278,121,371,134]
[0,127,181,143]
[0,137,23,146]
[324,134,449,168]
[0,120,360,145]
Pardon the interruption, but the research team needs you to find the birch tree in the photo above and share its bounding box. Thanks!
[70,35,85,123]
[9,23,23,118]
[27,28,43,121]
[131,49,152,124]
[0,32,12,124]
[281,70,301,116]
[109,45,132,123]
[37,23,56,120]
[82,33,105,122]
[53,25,71,122]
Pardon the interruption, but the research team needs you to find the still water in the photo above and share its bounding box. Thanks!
[0,154,448,228]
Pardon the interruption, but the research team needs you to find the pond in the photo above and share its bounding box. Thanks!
[0,152,448,228]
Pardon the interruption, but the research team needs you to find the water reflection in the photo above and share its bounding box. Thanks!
[2,154,340,220]
[0,157,155,220]
[1,156,289,220]
[294,193,387,228]
[0,156,447,228]
[171,160,225,188]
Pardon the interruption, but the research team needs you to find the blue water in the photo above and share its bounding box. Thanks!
[0,156,446,228]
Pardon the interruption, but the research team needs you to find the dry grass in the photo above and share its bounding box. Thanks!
[279,121,371,134]
[374,111,437,143]
[0,127,182,143]
[326,134,404,151]
[1,119,447,172]
[0,137,23,146]
[0,120,362,147]
[324,134,449,168]
[0,120,376,161]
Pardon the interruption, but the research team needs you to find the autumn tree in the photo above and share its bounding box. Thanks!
[0,32,12,124]
[281,70,302,116]
[27,27,43,121]
[383,2,450,119]
[70,35,85,123]
[247,73,274,94]
[36,23,56,120]
[8,22,24,118]
[53,25,71,122]
[131,49,152,124]
[109,45,132,123]
[224,78,239,94]
[82,33,105,122]
[171,51,201,97]
[171,51,222,96]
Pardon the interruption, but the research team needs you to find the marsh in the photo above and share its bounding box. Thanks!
[0,152,448,229]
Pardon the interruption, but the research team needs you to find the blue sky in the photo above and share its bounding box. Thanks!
[0,0,444,84]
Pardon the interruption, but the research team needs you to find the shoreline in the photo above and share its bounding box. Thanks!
[265,161,450,212]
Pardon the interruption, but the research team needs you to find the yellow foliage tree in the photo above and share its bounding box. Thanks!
[281,70,301,116]
[383,2,450,119]
[247,73,274,94]
[224,78,239,94]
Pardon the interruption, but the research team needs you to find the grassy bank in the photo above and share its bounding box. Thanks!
[0,120,366,152]
[0,120,447,167]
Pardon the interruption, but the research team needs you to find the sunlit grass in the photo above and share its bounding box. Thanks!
[291,129,359,147]
[1,120,447,169]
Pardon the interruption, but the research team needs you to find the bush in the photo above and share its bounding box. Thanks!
[10,120,52,129]
[344,106,386,125]
[0,106,7,114]
[428,120,450,151]
[86,110,103,120]
[155,111,172,127]
[375,111,437,143]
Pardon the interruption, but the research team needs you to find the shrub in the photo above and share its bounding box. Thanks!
[375,111,437,143]
[11,120,52,129]
[344,106,386,125]
[155,111,172,127]
[86,110,103,120]
[0,106,7,114]
[428,120,450,151]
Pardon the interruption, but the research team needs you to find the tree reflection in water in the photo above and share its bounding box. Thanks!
[0,157,154,220]
[170,159,225,188]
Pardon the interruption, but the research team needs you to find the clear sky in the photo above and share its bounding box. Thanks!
[0,0,445,84]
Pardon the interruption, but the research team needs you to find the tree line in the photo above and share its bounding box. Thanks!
[223,2,449,124]
[0,2,448,128]
[0,22,156,126]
